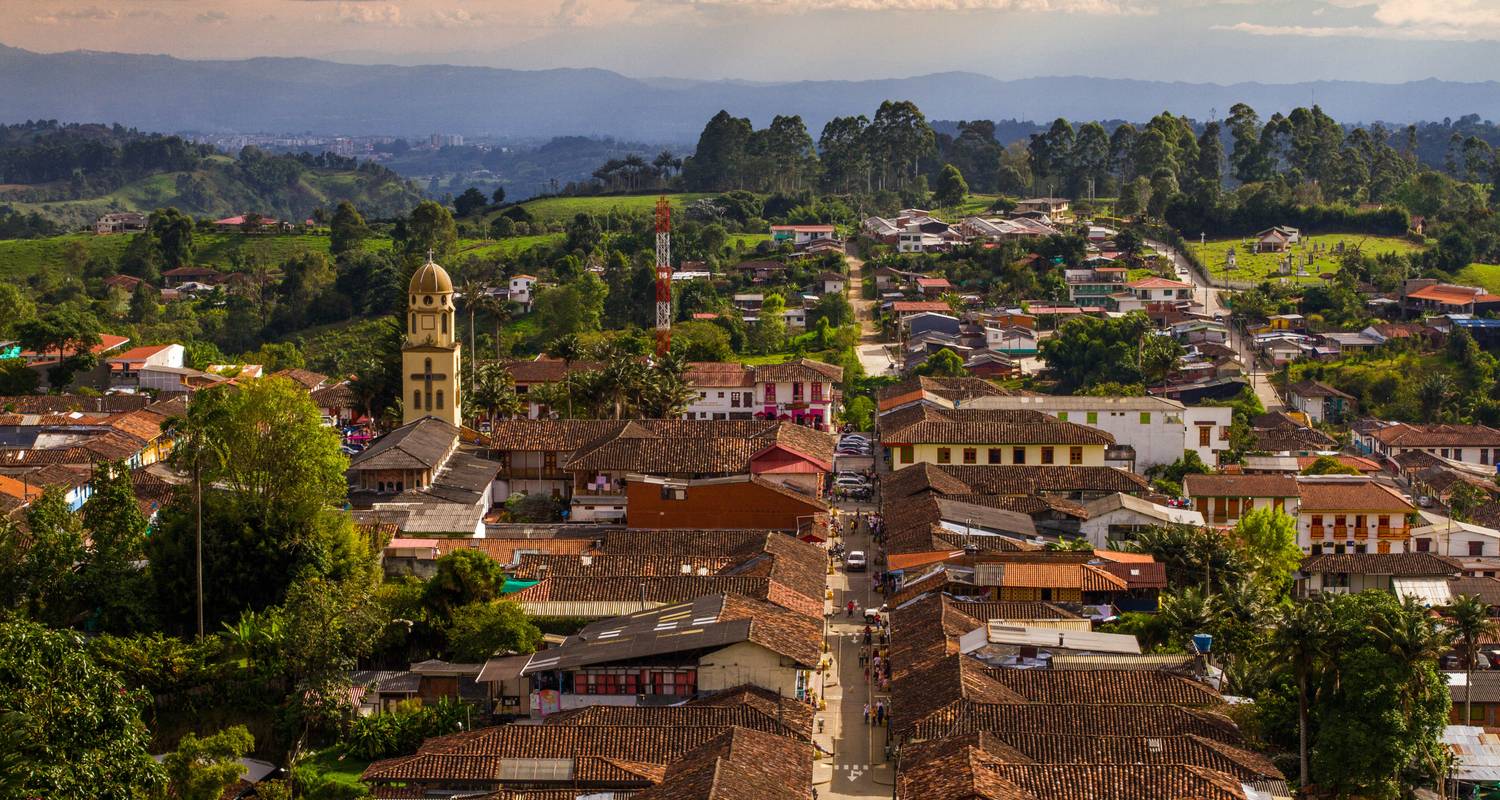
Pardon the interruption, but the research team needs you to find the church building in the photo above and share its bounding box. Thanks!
[404,257,462,427]
[347,257,498,536]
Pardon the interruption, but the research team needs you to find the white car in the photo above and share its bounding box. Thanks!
[840,434,871,443]
[845,551,867,572]
[833,475,870,489]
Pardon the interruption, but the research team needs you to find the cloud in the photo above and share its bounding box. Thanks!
[336,1,404,25]
[655,0,1155,11]
[1220,0,1500,41]
[196,9,231,24]
[27,6,119,24]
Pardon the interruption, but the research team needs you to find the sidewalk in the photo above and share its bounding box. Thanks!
[815,511,892,800]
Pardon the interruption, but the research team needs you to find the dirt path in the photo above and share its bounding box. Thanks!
[844,248,895,377]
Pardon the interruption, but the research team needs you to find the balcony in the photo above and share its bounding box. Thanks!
[1333,526,1348,538]
[1310,525,1326,539]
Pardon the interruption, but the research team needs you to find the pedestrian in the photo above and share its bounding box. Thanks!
[862,703,870,725]
[846,600,855,618]
[863,664,870,683]
[876,701,885,725]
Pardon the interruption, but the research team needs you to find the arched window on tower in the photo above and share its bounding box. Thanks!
[413,390,421,409]
[436,390,444,410]
[409,313,415,334]
[441,313,448,334]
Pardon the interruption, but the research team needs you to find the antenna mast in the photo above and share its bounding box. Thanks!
[654,196,672,357]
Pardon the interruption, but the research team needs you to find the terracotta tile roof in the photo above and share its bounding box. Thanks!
[685,685,817,738]
[311,382,357,409]
[981,669,1221,706]
[986,562,1127,592]
[1250,426,1338,452]
[630,727,813,800]
[884,463,1147,499]
[1300,552,1461,576]
[510,576,824,618]
[362,723,736,785]
[951,601,1083,621]
[684,362,754,388]
[1096,560,1168,590]
[891,654,1028,734]
[1408,283,1500,305]
[79,432,147,462]
[880,405,1113,446]
[1295,477,1414,512]
[1449,576,1500,605]
[982,763,1251,800]
[432,536,597,564]
[908,702,1244,743]
[0,447,95,466]
[486,419,623,451]
[105,410,166,442]
[271,368,329,390]
[497,357,606,384]
[563,420,832,475]
[891,301,953,313]
[349,417,457,471]
[601,528,785,557]
[513,553,735,578]
[1371,422,1500,448]
[1183,473,1297,498]
[752,358,843,383]
[876,376,1020,411]
[897,732,1275,799]
[544,695,812,740]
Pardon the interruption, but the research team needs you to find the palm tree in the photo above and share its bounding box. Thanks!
[1449,594,1497,725]
[641,351,695,419]
[472,362,523,431]
[1270,597,1332,789]
[456,278,489,401]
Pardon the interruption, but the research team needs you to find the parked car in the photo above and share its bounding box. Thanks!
[845,551,867,572]
[833,475,871,490]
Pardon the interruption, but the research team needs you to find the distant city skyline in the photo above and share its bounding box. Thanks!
[10,0,1500,85]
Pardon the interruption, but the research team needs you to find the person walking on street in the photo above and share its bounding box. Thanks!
[862,703,870,725]
[846,600,855,618]
[876,701,885,726]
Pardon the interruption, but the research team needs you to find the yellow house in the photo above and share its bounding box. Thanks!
[879,405,1113,469]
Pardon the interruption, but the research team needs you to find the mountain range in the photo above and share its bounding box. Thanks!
[2,44,1498,141]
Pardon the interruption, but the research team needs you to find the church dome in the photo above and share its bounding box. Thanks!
[409,259,454,295]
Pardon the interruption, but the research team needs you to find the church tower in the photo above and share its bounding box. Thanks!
[402,257,462,427]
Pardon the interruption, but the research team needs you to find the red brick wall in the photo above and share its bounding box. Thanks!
[626,480,823,530]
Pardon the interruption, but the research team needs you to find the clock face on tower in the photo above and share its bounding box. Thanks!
[403,258,462,427]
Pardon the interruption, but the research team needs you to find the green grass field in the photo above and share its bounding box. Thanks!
[1189,233,1422,285]
[506,193,719,226]
[299,748,370,795]
[1458,263,1500,293]
[457,234,564,260]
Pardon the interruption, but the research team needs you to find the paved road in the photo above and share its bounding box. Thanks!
[817,507,892,800]
[844,250,896,377]
[1152,240,1283,411]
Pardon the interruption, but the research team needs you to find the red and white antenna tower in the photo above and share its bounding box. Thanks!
[654,196,672,357]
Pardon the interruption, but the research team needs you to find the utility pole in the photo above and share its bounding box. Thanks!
[194,436,204,641]
[654,197,673,357]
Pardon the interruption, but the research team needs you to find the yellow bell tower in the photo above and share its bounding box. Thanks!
[402,256,462,427]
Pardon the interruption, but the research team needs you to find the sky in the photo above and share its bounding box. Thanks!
[9,0,1500,84]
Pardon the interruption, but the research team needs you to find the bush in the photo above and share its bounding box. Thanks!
[341,697,468,760]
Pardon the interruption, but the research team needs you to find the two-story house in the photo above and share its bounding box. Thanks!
[1297,475,1417,554]
[1064,265,1127,310]
[683,362,757,421]
[753,358,843,430]
[961,395,1232,471]
[1183,473,1300,527]
[878,405,1115,470]
[1366,422,1500,471]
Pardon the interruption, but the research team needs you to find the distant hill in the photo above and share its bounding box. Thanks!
[2,45,1499,140]
[0,121,424,230]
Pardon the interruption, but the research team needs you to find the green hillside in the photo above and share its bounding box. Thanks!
[3,163,424,232]
[503,193,719,226]
[0,231,396,280]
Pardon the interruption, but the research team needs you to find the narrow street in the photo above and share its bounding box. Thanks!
[1151,239,1283,411]
[844,249,896,377]
[815,505,891,800]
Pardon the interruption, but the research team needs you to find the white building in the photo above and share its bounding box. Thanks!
[1079,493,1205,548]
[959,395,1232,470]
[682,362,756,421]
[507,275,537,310]
[106,344,185,392]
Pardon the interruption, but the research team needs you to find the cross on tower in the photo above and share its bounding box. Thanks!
[411,363,447,410]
